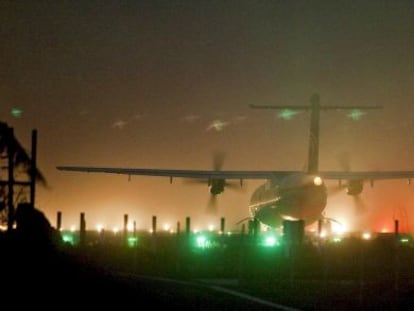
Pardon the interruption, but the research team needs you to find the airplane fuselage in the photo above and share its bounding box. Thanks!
[248,173,327,228]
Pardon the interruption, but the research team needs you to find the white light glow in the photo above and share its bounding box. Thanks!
[362,232,371,240]
[314,176,323,186]
[331,221,347,235]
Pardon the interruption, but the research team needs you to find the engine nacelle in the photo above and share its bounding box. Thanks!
[347,180,363,195]
[209,179,225,195]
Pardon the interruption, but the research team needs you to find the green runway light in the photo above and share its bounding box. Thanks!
[10,108,23,118]
[193,234,219,249]
[261,235,280,247]
[195,235,209,248]
[332,237,342,243]
[127,236,138,247]
[62,233,75,245]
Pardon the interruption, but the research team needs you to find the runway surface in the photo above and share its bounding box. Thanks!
[1,249,297,310]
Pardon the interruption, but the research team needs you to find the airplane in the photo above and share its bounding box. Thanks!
[56,93,414,231]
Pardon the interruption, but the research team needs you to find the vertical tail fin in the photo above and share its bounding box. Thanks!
[249,93,382,174]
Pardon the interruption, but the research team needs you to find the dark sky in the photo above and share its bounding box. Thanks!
[2,0,414,233]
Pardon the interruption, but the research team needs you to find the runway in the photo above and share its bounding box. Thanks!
[109,273,299,310]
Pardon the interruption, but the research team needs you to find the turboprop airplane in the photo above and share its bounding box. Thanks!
[56,93,414,229]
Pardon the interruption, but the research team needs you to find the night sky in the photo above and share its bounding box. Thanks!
[2,1,414,233]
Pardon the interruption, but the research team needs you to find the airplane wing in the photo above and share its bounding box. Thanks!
[56,166,299,182]
[56,166,414,183]
[319,171,414,182]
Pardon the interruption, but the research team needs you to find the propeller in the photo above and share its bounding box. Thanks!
[331,151,367,214]
[213,150,225,172]
[184,151,244,214]
[327,151,350,195]
[207,193,218,215]
[352,192,367,214]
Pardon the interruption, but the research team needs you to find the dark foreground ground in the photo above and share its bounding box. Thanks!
[1,244,291,310]
[2,232,414,310]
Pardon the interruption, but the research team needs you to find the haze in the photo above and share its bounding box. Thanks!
[1,1,414,233]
